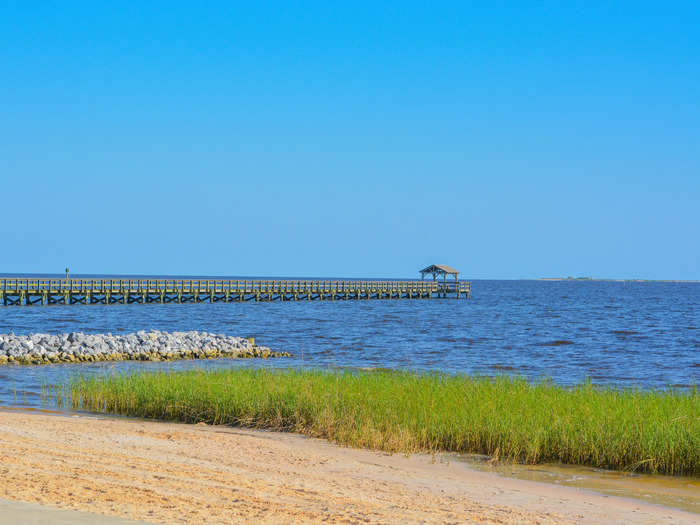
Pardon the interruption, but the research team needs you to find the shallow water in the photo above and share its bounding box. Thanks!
[462,454,700,514]
[0,279,698,407]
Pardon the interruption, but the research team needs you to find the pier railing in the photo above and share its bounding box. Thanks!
[0,278,470,306]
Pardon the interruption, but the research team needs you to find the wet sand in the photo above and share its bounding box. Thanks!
[467,455,700,514]
[0,410,696,524]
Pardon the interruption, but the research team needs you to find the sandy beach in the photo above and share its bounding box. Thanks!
[0,410,695,524]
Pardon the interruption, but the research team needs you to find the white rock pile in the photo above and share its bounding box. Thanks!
[0,330,290,365]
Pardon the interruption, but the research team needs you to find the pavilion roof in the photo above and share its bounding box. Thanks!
[419,264,459,276]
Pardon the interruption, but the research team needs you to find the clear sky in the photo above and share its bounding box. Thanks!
[1,2,698,279]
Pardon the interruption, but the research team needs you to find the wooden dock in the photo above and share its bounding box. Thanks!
[0,278,471,306]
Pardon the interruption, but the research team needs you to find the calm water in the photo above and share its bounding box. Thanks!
[0,280,698,408]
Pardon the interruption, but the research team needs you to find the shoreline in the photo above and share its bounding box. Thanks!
[538,278,700,283]
[5,405,699,515]
[63,368,699,477]
[0,409,697,524]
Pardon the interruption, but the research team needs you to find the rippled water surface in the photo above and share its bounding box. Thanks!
[0,280,698,407]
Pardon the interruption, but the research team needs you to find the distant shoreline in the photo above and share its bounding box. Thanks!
[539,278,700,283]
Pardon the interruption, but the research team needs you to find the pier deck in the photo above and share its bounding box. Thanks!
[0,278,471,306]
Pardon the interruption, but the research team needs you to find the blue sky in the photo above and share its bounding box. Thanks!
[1,2,698,279]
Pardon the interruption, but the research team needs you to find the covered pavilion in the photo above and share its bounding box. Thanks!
[419,264,460,284]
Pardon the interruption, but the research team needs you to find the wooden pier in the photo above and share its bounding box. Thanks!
[0,278,471,306]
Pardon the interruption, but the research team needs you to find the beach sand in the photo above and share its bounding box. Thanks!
[0,409,695,524]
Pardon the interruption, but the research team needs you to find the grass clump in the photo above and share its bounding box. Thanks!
[60,369,699,476]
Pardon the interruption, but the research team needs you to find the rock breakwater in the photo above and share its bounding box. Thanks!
[0,330,290,365]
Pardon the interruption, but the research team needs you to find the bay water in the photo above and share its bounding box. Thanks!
[0,279,697,408]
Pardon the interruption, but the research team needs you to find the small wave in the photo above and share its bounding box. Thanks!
[492,365,517,371]
[538,340,575,346]
[612,330,638,336]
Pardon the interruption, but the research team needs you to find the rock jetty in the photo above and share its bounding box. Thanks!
[0,330,290,365]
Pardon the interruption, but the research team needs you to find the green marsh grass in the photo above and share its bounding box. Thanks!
[60,369,699,476]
